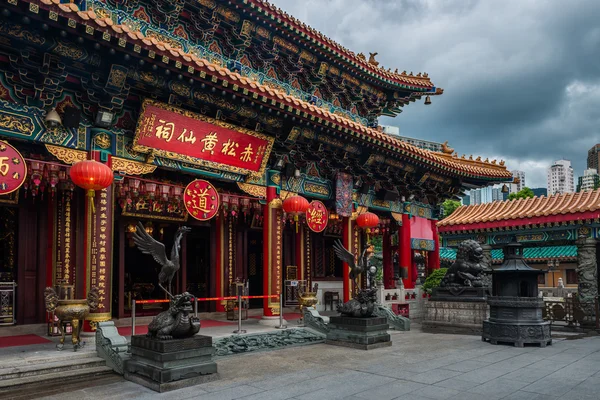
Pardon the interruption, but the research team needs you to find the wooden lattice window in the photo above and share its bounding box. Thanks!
[249,254,257,276]
[566,269,578,285]
[312,234,344,279]
[314,236,325,277]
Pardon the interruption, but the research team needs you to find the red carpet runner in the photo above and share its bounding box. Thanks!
[0,334,52,348]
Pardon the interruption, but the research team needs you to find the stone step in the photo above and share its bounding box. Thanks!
[0,356,107,381]
[0,365,114,390]
[0,349,98,370]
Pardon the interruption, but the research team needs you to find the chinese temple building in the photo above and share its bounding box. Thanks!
[438,190,600,318]
[0,0,511,326]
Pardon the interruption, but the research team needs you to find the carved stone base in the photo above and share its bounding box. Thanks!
[482,321,552,347]
[124,335,218,392]
[432,286,491,302]
[326,316,391,350]
[422,300,489,335]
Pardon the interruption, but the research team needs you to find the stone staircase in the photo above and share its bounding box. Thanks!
[0,350,118,399]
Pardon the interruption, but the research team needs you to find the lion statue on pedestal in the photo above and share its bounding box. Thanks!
[441,239,489,288]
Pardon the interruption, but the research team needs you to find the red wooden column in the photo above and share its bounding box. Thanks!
[215,210,225,312]
[83,151,114,332]
[400,213,414,289]
[263,170,282,318]
[382,231,394,289]
[296,223,304,282]
[428,219,440,271]
[342,216,353,302]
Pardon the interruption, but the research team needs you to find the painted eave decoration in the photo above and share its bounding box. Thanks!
[33,0,511,181]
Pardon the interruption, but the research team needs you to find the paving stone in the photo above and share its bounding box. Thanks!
[193,385,264,400]
[445,392,491,400]
[354,380,426,400]
[405,368,463,384]
[456,366,513,384]
[500,367,557,383]
[390,394,436,400]
[440,360,490,372]
[409,385,460,400]
[434,378,480,391]
[520,376,581,396]
[500,391,559,400]
[12,328,600,400]
[467,377,529,398]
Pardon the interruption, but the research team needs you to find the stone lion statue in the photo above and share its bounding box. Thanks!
[441,239,488,287]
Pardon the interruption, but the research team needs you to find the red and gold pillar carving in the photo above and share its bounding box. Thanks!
[342,216,353,302]
[84,152,114,331]
[400,212,413,289]
[304,227,311,291]
[428,219,440,272]
[215,210,225,312]
[383,231,394,289]
[296,223,304,282]
[263,170,282,317]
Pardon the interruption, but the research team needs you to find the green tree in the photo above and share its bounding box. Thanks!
[421,268,448,294]
[441,199,462,219]
[508,187,535,201]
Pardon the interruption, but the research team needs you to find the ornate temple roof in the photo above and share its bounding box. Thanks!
[440,245,577,264]
[38,0,510,182]
[438,189,600,231]
[243,0,436,91]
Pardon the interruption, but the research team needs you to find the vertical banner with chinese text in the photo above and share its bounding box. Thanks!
[87,186,114,327]
[55,191,76,285]
[335,172,353,217]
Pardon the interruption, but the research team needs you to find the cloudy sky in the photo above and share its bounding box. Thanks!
[270,0,600,188]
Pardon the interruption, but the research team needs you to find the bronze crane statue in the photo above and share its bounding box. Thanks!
[132,221,191,298]
[332,240,373,293]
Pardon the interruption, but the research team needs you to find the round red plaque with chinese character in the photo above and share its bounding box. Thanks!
[0,140,27,196]
[306,200,328,233]
[184,179,220,221]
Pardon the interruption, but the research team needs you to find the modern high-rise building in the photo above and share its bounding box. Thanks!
[380,125,443,152]
[547,159,575,195]
[469,186,503,205]
[509,170,526,193]
[577,168,600,192]
[587,144,600,171]
[531,188,548,197]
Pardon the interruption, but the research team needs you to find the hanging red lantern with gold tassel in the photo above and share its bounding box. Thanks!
[282,195,309,233]
[69,159,113,213]
[356,211,379,242]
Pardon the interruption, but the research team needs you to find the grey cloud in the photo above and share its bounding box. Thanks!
[271,0,600,187]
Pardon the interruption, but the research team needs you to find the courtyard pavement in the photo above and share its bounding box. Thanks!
[26,326,600,400]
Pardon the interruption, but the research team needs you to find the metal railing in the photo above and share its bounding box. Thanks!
[543,296,599,330]
[0,282,17,326]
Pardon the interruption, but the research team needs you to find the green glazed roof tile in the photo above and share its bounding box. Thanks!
[440,245,578,262]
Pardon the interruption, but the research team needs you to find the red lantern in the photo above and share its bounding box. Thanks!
[70,159,113,213]
[282,195,309,233]
[356,211,379,241]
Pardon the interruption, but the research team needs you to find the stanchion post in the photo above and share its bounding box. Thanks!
[275,293,287,329]
[233,293,246,334]
[132,299,136,337]
[194,297,198,318]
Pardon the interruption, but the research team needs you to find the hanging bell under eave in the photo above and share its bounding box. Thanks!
[424,95,432,105]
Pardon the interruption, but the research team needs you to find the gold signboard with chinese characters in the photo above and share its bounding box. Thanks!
[133,99,275,177]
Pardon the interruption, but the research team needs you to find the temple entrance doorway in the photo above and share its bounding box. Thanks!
[247,230,263,309]
[118,220,187,317]
[185,226,211,312]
